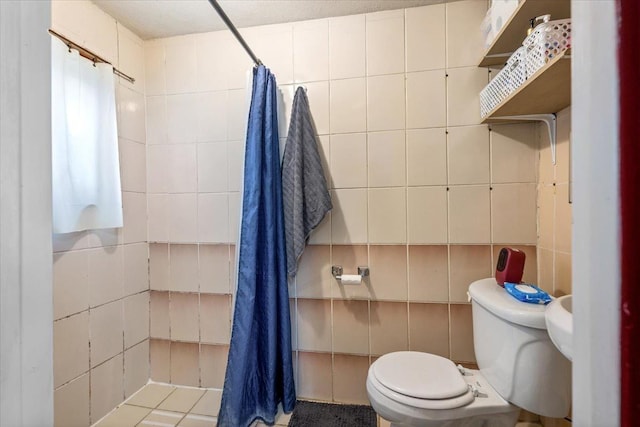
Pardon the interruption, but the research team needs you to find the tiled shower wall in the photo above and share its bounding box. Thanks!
[538,107,572,297]
[51,1,149,426]
[144,0,539,404]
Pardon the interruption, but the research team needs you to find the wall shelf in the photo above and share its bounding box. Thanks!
[482,50,571,123]
[479,0,571,67]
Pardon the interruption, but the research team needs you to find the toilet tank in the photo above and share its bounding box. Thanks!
[468,278,571,418]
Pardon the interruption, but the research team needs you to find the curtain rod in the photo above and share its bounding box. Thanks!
[207,0,262,67]
[49,29,136,84]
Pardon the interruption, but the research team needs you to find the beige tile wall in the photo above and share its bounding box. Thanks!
[148,243,233,388]
[51,1,148,426]
[144,0,540,405]
[143,3,263,395]
[537,107,572,297]
[538,108,572,427]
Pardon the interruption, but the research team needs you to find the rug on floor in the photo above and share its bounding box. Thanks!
[287,400,377,427]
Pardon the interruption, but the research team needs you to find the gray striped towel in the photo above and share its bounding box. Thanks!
[282,87,332,277]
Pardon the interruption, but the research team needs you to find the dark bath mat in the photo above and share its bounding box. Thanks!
[288,400,377,427]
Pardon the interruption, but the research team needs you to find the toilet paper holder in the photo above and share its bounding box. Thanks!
[331,265,370,280]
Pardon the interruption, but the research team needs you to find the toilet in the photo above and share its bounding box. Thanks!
[366,278,571,427]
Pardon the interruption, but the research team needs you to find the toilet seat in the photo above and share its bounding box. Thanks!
[369,352,475,410]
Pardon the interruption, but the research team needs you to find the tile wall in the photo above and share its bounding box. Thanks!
[538,108,572,427]
[144,11,250,391]
[51,1,148,426]
[537,107,572,297]
[144,0,540,404]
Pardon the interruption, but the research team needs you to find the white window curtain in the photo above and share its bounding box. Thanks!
[51,37,122,233]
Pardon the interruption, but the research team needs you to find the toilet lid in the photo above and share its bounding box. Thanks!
[372,352,469,400]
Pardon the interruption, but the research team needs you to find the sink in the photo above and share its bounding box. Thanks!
[545,295,573,361]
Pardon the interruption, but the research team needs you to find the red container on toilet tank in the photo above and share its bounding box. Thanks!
[495,247,526,286]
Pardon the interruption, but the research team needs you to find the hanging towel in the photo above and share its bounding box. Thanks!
[282,87,332,276]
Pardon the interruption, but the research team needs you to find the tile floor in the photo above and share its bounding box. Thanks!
[92,383,291,427]
[93,382,542,427]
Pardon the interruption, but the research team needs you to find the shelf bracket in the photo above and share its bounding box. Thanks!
[491,114,557,164]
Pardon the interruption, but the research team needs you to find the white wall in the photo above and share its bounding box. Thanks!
[50,2,149,425]
[0,1,54,426]
[572,1,620,425]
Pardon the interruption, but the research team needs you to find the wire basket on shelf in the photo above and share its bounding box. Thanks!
[480,46,527,118]
[507,46,527,91]
[481,66,510,118]
[523,18,571,77]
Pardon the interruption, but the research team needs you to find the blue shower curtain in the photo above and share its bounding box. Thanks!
[217,65,296,426]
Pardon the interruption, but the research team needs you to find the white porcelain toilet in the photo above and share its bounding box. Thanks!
[367,278,571,427]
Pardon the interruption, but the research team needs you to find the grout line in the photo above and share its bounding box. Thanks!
[185,413,218,421]
[139,422,174,427]
[152,388,179,410]
[442,0,453,344]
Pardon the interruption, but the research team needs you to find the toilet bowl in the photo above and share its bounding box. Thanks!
[366,278,571,427]
[366,352,519,427]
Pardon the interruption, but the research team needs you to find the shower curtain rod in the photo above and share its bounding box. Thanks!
[48,29,136,84]
[207,0,263,66]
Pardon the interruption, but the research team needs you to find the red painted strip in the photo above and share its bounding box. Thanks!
[619,0,640,425]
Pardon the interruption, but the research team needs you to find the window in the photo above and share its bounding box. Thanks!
[51,36,122,233]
